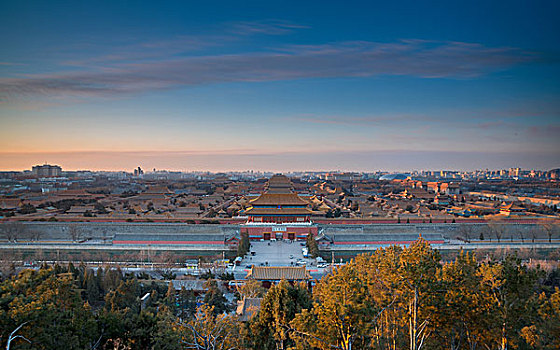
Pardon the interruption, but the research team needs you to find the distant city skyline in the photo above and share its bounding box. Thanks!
[1,1,559,171]
[1,150,558,173]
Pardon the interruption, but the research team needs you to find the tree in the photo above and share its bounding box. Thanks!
[0,251,17,279]
[237,230,250,257]
[94,202,108,214]
[530,226,538,243]
[238,279,266,299]
[0,222,24,242]
[459,224,473,242]
[165,281,176,309]
[396,240,441,350]
[433,251,492,350]
[487,221,505,243]
[520,287,560,349]
[105,279,140,313]
[152,308,183,350]
[482,224,494,242]
[84,268,101,304]
[27,227,42,241]
[5,322,31,350]
[128,309,159,349]
[156,251,177,279]
[291,264,373,350]
[306,232,319,258]
[541,221,558,243]
[515,224,525,243]
[250,280,311,350]
[102,267,123,293]
[292,239,442,350]
[67,223,81,242]
[477,255,540,350]
[203,280,229,315]
[18,203,36,215]
[1,268,100,349]
[179,305,240,350]
[333,208,342,218]
[177,287,198,319]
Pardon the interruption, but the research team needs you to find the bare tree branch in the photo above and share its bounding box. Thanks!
[6,322,31,350]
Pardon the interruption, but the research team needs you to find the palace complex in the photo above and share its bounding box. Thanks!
[242,175,317,240]
[245,175,312,223]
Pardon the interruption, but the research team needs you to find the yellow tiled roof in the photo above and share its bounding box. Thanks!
[247,266,311,280]
[245,207,312,215]
[249,193,309,206]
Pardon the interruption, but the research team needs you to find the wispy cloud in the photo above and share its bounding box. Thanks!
[290,113,437,126]
[527,124,560,138]
[61,36,218,67]
[476,121,513,129]
[0,40,543,102]
[229,20,310,35]
[0,62,25,66]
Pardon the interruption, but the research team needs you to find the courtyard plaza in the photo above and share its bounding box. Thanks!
[229,240,330,280]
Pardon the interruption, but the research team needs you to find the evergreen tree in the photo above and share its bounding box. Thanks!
[152,307,183,350]
[103,267,123,292]
[84,268,100,304]
[306,232,319,258]
[520,287,560,349]
[250,280,311,350]
[0,268,100,350]
[165,281,176,311]
[177,286,198,319]
[96,266,105,294]
[203,280,229,315]
[105,279,140,313]
[237,230,250,257]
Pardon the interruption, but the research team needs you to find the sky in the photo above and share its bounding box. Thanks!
[1,0,559,172]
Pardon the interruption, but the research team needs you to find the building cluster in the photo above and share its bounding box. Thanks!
[31,164,62,178]
[0,165,558,222]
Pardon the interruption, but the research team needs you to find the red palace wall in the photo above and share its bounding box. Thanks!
[242,225,318,241]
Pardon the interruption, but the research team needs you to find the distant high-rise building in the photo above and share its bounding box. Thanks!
[134,166,144,176]
[31,164,62,177]
[509,167,521,177]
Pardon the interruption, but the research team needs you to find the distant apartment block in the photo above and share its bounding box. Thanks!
[31,164,62,177]
[133,166,144,176]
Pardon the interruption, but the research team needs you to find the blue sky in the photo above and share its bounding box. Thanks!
[1,0,559,171]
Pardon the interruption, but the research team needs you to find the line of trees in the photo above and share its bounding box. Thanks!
[1,239,559,349]
[241,240,560,350]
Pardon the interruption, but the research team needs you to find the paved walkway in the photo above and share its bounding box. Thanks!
[229,240,333,280]
[246,240,306,267]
